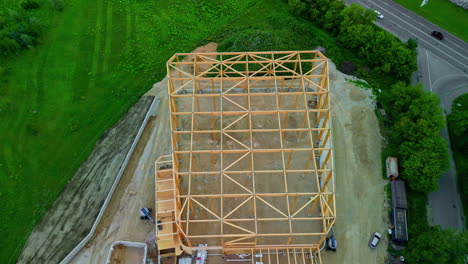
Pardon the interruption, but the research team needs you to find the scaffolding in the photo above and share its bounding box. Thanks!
[155,51,336,263]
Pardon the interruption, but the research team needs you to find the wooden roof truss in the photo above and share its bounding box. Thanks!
[155,51,336,263]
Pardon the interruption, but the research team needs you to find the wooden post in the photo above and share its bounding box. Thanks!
[189,199,196,217]
[290,195,299,214]
[297,111,307,140]
[210,197,215,213]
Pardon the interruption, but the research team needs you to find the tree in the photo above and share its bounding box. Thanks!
[288,0,306,16]
[383,82,443,133]
[406,38,418,52]
[393,115,443,143]
[338,23,375,49]
[399,135,449,193]
[340,3,375,27]
[390,43,418,80]
[404,226,468,264]
[322,1,346,36]
[390,88,445,143]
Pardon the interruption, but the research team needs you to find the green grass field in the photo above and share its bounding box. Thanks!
[393,0,468,42]
[0,0,263,261]
[0,0,369,262]
[447,93,468,229]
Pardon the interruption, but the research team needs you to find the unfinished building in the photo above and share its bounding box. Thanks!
[155,51,336,264]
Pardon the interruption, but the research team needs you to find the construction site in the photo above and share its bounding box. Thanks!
[153,50,335,263]
[21,45,386,264]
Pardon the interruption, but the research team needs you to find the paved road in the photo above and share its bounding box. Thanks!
[344,0,468,230]
[419,49,467,230]
[418,47,468,111]
[345,0,468,74]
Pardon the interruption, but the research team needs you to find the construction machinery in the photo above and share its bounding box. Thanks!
[140,208,156,224]
[327,227,337,252]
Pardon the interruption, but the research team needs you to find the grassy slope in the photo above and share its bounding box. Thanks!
[447,93,468,229]
[392,0,468,42]
[0,0,258,261]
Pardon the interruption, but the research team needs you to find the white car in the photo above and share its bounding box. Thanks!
[375,10,384,19]
[368,232,382,248]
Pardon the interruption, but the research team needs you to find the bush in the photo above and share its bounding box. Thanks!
[406,191,429,235]
[21,0,40,10]
[218,29,284,52]
[448,110,468,136]
[0,35,21,56]
[447,94,468,229]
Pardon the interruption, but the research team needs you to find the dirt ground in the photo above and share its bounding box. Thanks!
[108,245,145,264]
[173,83,324,248]
[321,62,389,264]
[70,87,170,263]
[17,97,154,264]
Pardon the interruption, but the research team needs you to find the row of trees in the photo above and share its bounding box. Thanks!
[288,0,417,80]
[286,1,462,262]
[447,96,468,232]
[382,83,449,193]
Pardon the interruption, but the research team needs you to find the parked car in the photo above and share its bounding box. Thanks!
[431,31,444,40]
[375,10,384,19]
[368,232,382,248]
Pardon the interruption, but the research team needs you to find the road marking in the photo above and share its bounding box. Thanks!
[377,0,468,50]
[426,50,432,92]
[372,1,468,61]
[431,74,468,92]
[359,1,468,68]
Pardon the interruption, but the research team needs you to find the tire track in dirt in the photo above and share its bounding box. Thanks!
[321,62,388,263]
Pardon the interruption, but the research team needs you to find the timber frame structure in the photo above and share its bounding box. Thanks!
[155,51,336,264]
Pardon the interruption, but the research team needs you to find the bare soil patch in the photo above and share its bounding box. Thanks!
[321,62,388,264]
[109,245,145,264]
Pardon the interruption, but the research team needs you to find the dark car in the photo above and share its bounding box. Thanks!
[431,31,444,40]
